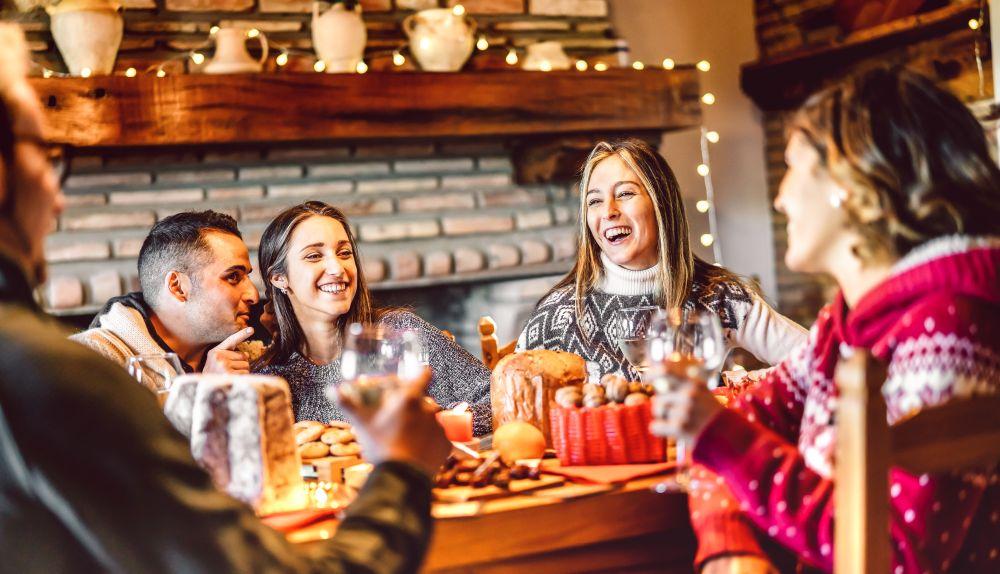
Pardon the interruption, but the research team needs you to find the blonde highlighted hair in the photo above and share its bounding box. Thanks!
[792,66,1000,261]
[548,139,750,321]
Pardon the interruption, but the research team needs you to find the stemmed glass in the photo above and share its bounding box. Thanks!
[645,308,725,493]
[610,306,661,382]
[334,323,425,407]
[127,353,185,408]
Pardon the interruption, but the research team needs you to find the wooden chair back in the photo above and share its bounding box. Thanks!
[834,350,1000,574]
[479,316,517,370]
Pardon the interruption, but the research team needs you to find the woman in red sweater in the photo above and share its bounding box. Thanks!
[651,66,1000,573]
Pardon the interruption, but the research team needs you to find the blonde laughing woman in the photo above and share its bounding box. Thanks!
[517,139,807,380]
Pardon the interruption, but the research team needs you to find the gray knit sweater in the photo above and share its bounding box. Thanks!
[256,310,493,436]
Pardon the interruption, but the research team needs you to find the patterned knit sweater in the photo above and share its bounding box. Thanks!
[517,254,807,380]
[688,235,1000,573]
[256,310,493,436]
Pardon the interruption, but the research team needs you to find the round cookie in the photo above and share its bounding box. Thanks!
[330,442,362,457]
[298,441,329,459]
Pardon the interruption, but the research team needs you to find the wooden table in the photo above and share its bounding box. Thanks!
[292,475,695,573]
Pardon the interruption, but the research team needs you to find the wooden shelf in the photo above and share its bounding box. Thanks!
[741,2,982,110]
[29,69,702,148]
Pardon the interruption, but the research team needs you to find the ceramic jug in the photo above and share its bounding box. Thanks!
[522,41,571,71]
[46,0,123,76]
[312,1,367,73]
[203,27,268,74]
[403,8,476,72]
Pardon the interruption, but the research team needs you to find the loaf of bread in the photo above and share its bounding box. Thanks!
[490,350,586,444]
[167,374,306,515]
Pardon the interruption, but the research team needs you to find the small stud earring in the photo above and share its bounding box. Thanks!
[829,189,847,209]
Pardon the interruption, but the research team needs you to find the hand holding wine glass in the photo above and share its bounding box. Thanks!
[645,307,726,491]
[334,323,425,408]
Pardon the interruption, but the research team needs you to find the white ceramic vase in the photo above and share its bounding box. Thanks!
[312,2,367,74]
[203,27,269,74]
[47,0,123,76]
[522,41,571,71]
[403,8,476,72]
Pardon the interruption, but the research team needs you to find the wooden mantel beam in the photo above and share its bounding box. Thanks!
[29,69,702,148]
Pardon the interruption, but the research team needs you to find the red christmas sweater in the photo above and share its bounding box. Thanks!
[689,235,1000,573]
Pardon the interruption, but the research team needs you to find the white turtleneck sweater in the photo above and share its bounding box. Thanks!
[517,254,807,379]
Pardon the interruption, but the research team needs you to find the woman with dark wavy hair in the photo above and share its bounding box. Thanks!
[254,201,492,435]
[654,66,1000,574]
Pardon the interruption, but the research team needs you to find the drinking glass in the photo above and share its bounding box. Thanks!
[646,308,725,493]
[610,305,661,382]
[127,353,185,408]
[334,323,425,407]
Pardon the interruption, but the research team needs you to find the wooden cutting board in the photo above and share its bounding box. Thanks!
[433,473,565,503]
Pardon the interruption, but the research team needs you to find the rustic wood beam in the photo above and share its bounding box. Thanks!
[742,2,982,110]
[29,70,702,148]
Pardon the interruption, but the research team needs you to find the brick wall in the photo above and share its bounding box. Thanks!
[9,0,622,74]
[752,0,991,326]
[49,139,578,313]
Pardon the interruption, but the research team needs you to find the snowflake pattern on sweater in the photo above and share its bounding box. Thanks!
[518,277,754,380]
[688,235,1000,573]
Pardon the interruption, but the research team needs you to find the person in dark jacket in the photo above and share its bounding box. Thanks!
[0,22,449,573]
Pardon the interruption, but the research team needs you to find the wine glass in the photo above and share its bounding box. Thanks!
[127,353,185,408]
[610,305,661,382]
[335,323,425,407]
[646,308,725,493]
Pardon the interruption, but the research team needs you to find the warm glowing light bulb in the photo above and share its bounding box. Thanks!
[662,58,675,70]
[700,234,715,247]
[80,67,92,78]
[696,60,711,72]
[476,35,488,51]
[247,28,260,38]
[539,60,552,72]
[356,60,368,74]
[191,52,205,65]
[314,59,327,72]
[575,59,588,71]
[156,69,166,78]
[706,130,720,143]
[701,92,716,105]
[210,25,219,35]
[969,18,980,30]
[594,62,608,72]
[632,60,644,70]
[505,48,518,66]
[393,51,405,66]
[696,200,711,213]
[452,4,465,16]
[276,52,289,66]
[125,67,137,77]
[697,164,710,177]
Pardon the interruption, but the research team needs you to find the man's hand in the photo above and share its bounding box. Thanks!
[202,327,254,374]
[336,366,450,479]
[701,556,780,574]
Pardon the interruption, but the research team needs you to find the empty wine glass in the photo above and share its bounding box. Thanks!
[646,307,725,493]
[127,353,185,408]
[610,305,661,381]
[335,323,425,407]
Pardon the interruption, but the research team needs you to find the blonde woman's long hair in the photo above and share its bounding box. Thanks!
[548,139,746,321]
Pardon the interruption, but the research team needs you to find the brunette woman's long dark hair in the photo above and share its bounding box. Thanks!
[256,201,384,366]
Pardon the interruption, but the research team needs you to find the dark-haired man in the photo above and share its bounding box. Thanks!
[0,23,448,572]
[72,210,261,374]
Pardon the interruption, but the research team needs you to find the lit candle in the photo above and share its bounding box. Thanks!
[436,403,473,442]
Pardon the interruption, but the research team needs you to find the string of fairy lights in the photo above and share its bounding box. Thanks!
[33,2,723,261]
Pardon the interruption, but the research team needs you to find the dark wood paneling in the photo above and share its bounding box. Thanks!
[30,70,702,148]
[741,3,982,110]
